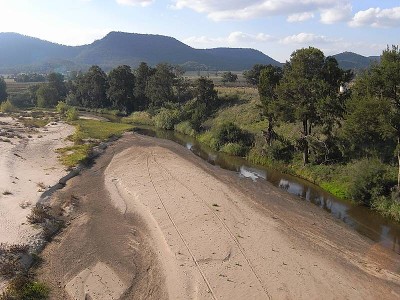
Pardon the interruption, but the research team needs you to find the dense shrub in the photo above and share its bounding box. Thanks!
[265,140,295,162]
[198,131,219,150]
[56,101,69,116]
[347,158,395,206]
[215,122,254,148]
[220,142,247,156]
[154,108,180,130]
[9,92,34,108]
[122,111,154,126]
[174,121,196,137]
[66,107,79,121]
[372,195,400,222]
[0,100,17,113]
[1,275,49,300]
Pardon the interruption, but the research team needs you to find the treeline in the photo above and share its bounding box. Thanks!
[250,46,400,219]
[14,73,46,83]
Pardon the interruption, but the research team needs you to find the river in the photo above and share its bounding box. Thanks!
[133,126,400,255]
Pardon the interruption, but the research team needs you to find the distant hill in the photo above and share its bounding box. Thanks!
[332,52,380,71]
[0,32,281,73]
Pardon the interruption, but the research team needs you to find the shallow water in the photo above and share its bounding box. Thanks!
[133,127,400,254]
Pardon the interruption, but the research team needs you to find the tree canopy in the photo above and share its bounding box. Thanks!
[107,65,135,113]
[277,47,350,164]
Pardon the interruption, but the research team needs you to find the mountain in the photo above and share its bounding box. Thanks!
[0,32,281,73]
[332,51,380,71]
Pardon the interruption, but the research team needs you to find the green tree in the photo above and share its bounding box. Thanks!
[361,45,400,188]
[221,72,238,84]
[188,77,218,130]
[258,65,283,145]
[76,66,109,108]
[0,77,7,103]
[47,72,66,99]
[342,95,395,160]
[145,63,175,109]
[36,84,59,108]
[134,62,154,110]
[277,47,347,165]
[108,65,135,113]
[243,64,269,85]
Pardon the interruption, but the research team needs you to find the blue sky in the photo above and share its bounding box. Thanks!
[0,0,399,62]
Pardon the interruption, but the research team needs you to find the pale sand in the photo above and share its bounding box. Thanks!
[99,134,400,300]
[0,116,74,246]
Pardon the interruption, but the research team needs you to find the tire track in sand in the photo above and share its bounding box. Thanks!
[145,154,218,300]
[149,150,272,300]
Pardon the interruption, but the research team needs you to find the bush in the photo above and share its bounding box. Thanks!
[220,142,247,156]
[66,107,78,121]
[0,100,17,113]
[122,111,154,126]
[27,204,51,224]
[2,275,49,300]
[198,131,219,150]
[9,92,34,108]
[56,101,69,116]
[154,108,180,130]
[264,140,295,163]
[347,158,395,206]
[372,196,400,222]
[215,122,253,148]
[174,121,196,137]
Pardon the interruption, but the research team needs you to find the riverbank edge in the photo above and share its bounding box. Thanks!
[136,122,400,224]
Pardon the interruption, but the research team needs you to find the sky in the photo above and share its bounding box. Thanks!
[0,0,399,62]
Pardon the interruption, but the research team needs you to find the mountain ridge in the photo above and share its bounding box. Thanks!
[0,31,380,73]
[0,31,280,73]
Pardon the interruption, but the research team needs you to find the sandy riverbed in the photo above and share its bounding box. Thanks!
[37,133,400,299]
[0,115,74,246]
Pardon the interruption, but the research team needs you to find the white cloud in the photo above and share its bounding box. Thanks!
[349,7,400,28]
[280,32,334,45]
[184,31,275,48]
[320,4,352,24]
[116,0,154,7]
[227,31,274,43]
[173,0,350,22]
[287,12,314,23]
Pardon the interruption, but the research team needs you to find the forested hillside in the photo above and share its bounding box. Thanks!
[0,32,280,73]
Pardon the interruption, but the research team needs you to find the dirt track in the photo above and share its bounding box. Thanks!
[37,133,400,299]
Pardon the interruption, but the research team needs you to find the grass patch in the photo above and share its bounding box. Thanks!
[56,144,92,167]
[70,119,133,140]
[57,119,133,167]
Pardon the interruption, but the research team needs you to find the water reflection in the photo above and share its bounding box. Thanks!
[134,127,400,254]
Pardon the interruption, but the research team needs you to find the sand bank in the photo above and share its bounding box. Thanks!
[0,116,74,246]
[37,133,400,299]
